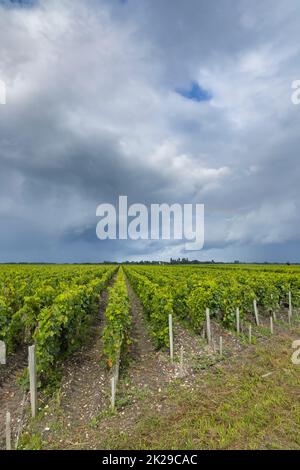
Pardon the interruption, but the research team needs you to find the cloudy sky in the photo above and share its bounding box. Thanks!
[0,0,300,263]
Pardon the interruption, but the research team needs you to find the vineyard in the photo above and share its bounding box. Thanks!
[125,264,300,346]
[1,263,300,450]
[0,265,116,383]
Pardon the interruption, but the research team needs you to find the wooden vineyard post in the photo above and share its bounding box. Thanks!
[0,340,6,365]
[273,311,277,322]
[111,376,116,411]
[28,345,37,418]
[6,411,11,450]
[206,308,211,346]
[288,291,292,325]
[114,349,120,386]
[219,336,223,357]
[168,314,174,362]
[248,325,252,344]
[270,316,274,335]
[253,299,259,326]
[179,346,184,377]
[236,307,240,334]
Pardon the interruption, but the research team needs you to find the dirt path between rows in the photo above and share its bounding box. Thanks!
[123,277,175,390]
[59,290,111,423]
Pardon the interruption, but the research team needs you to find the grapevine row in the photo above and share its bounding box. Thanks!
[125,265,300,336]
[102,267,131,368]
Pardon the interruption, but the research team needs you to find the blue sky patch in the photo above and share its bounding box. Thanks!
[176,81,212,103]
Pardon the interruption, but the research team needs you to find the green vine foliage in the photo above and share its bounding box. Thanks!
[125,265,300,332]
[102,268,131,368]
[124,268,172,348]
[34,268,116,383]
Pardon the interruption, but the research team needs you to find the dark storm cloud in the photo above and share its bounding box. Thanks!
[0,0,300,262]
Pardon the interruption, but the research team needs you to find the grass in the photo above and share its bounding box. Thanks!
[99,330,300,450]
[18,432,43,450]
[192,354,223,371]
